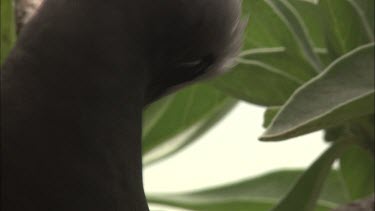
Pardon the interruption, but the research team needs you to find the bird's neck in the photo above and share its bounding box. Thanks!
[2,4,150,210]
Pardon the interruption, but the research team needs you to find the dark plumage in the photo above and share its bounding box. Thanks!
[1,0,244,210]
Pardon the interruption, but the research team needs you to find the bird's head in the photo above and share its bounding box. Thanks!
[143,0,245,103]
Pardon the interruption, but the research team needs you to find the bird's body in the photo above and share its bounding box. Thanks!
[1,0,243,210]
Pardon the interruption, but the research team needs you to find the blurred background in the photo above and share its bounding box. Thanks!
[144,102,328,210]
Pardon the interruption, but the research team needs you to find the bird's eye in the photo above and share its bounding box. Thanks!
[146,55,214,102]
[174,55,214,83]
[180,60,205,67]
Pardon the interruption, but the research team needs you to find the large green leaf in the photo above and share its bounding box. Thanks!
[265,0,322,72]
[142,83,236,165]
[225,0,374,107]
[271,140,351,211]
[240,47,317,82]
[318,0,372,58]
[346,0,374,41]
[289,0,374,63]
[0,0,16,65]
[213,0,323,106]
[147,170,348,211]
[288,0,325,49]
[261,43,375,141]
[212,60,302,106]
[241,0,318,79]
[287,0,333,67]
[263,107,281,128]
[340,145,375,200]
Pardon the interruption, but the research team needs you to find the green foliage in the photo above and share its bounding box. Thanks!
[270,140,351,211]
[144,0,374,210]
[142,84,237,165]
[340,145,375,200]
[211,60,302,106]
[261,44,374,141]
[147,170,348,211]
[0,0,16,65]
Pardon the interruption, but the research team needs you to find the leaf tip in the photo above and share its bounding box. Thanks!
[258,131,279,142]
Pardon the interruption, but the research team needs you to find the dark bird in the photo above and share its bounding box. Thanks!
[1,0,244,210]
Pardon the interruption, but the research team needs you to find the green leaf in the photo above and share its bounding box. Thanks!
[242,0,318,79]
[340,145,375,200]
[0,0,16,65]
[290,0,374,64]
[263,107,281,128]
[346,0,374,41]
[271,140,351,211]
[349,115,375,150]
[213,0,342,106]
[288,0,325,49]
[142,83,236,165]
[265,0,323,72]
[240,47,317,82]
[143,96,175,137]
[147,170,348,211]
[212,60,302,106]
[288,0,334,67]
[318,0,372,58]
[324,115,375,146]
[261,43,375,141]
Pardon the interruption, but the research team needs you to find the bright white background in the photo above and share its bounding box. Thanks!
[143,102,329,210]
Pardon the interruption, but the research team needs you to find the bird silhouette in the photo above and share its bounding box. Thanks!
[1,0,244,210]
